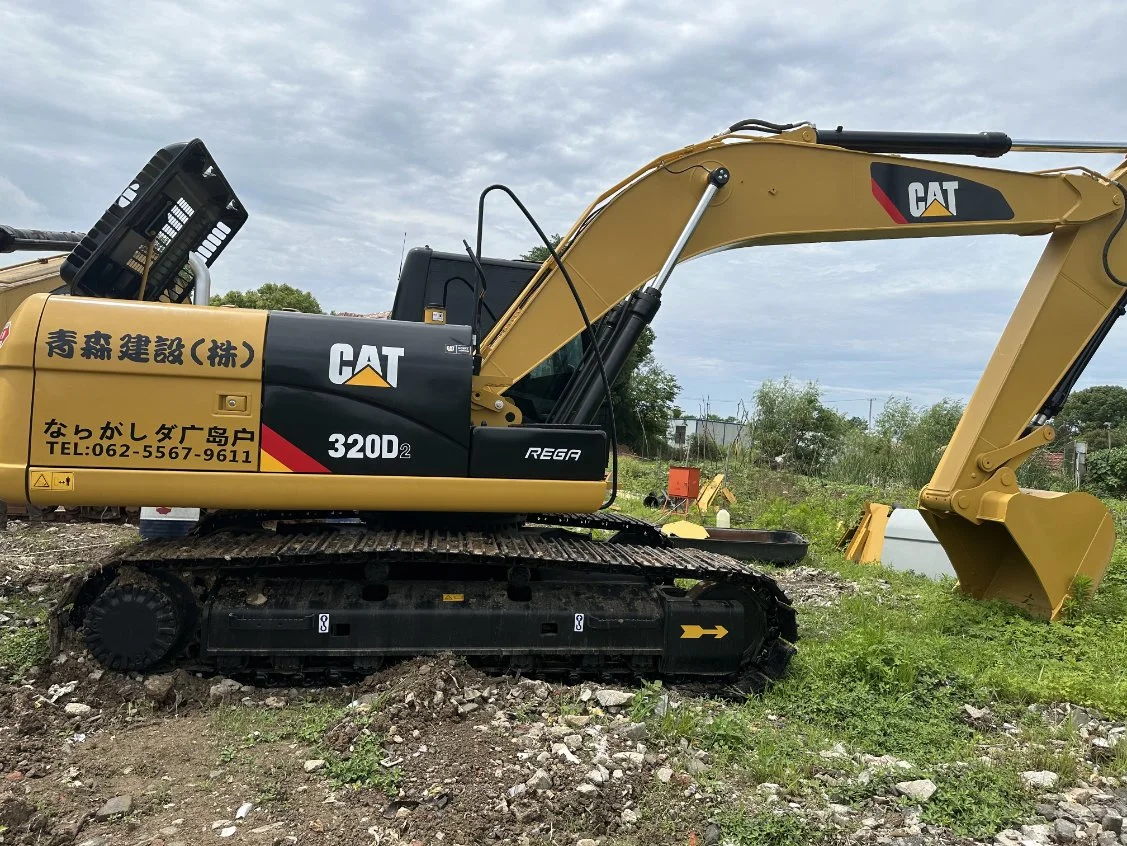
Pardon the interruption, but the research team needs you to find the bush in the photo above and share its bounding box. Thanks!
[1085,446,1127,498]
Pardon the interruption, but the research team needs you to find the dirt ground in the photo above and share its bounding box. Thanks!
[0,519,865,846]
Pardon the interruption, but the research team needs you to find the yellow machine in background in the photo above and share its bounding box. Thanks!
[0,254,68,329]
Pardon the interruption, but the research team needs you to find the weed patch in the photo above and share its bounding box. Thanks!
[325,733,403,794]
[0,626,48,679]
[716,807,828,846]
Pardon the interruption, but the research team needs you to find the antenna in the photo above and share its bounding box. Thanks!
[398,231,407,277]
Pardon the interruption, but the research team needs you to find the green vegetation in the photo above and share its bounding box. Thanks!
[324,733,404,794]
[615,453,1127,839]
[211,282,323,313]
[211,697,402,796]
[0,625,48,679]
[714,808,823,846]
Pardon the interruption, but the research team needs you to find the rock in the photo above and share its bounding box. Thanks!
[209,678,243,702]
[1097,832,1118,846]
[1055,819,1078,843]
[895,780,937,803]
[246,592,267,606]
[621,808,638,824]
[236,802,254,819]
[1023,771,1061,790]
[78,839,109,846]
[303,759,326,773]
[507,783,527,799]
[463,687,482,701]
[95,795,133,820]
[511,804,539,824]
[1038,803,1059,820]
[264,696,286,708]
[563,715,590,728]
[656,767,673,783]
[595,689,634,708]
[564,734,583,751]
[457,702,479,715]
[1093,738,1115,763]
[1059,801,1090,819]
[964,704,992,721]
[621,722,648,740]
[144,674,176,703]
[578,688,592,702]
[1022,823,1052,840]
[1104,815,1124,833]
[685,757,708,775]
[578,840,597,846]
[576,783,597,796]
[64,702,93,716]
[613,751,645,767]
[526,768,552,791]
[220,826,237,837]
[552,743,581,765]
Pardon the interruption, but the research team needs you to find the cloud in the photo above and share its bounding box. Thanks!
[2,0,1127,416]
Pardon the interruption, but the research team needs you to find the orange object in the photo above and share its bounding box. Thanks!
[668,466,701,499]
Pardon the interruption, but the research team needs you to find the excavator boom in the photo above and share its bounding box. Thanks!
[471,123,1127,618]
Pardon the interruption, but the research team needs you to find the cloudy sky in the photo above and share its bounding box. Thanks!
[4,0,1127,419]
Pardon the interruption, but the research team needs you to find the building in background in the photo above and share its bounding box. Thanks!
[666,417,750,450]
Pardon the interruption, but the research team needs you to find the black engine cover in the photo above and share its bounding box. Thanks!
[260,312,473,476]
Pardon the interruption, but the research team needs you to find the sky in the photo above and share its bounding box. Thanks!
[3,0,1127,420]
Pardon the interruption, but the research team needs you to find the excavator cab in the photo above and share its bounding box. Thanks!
[393,247,589,423]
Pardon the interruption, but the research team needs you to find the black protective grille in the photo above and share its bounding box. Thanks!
[61,139,246,303]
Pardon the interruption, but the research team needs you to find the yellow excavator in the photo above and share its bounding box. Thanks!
[2,119,1126,684]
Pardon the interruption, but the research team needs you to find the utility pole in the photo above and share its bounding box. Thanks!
[868,398,874,430]
[1106,422,1113,450]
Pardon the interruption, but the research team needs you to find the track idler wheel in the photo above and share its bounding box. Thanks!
[83,584,183,671]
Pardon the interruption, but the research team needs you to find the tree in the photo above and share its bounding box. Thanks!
[751,378,847,474]
[828,396,964,488]
[1056,386,1127,434]
[211,283,323,313]
[519,234,563,264]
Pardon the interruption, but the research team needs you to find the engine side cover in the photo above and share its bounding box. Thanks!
[261,313,473,476]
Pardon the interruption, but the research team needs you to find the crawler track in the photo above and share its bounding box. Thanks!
[52,512,797,690]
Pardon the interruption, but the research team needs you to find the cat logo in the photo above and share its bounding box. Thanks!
[908,180,958,218]
[870,163,1013,225]
[328,343,405,388]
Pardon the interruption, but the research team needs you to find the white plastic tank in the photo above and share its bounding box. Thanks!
[715,508,731,529]
[879,508,956,580]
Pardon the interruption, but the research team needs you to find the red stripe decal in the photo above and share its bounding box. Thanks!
[871,178,908,224]
[260,425,331,473]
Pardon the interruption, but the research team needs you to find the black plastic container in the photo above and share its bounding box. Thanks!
[667,527,808,566]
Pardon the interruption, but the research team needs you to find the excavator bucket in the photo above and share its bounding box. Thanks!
[920,489,1115,620]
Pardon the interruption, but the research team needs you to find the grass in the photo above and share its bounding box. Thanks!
[714,808,825,846]
[0,625,48,679]
[616,456,1127,839]
[211,696,402,796]
[324,733,403,794]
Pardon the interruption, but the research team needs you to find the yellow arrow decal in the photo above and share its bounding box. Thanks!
[680,624,729,640]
